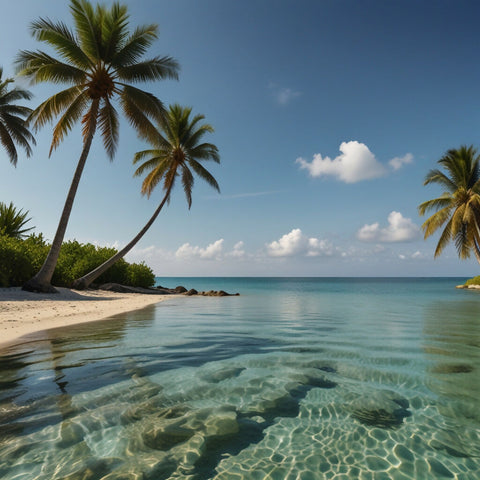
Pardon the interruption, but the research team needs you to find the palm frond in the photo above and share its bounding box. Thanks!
[418,194,452,216]
[421,206,452,239]
[188,158,220,192]
[98,97,119,160]
[0,113,35,156]
[16,50,86,84]
[0,202,34,238]
[101,3,129,62]
[111,24,158,66]
[50,89,89,153]
[1,88,34,104]
[181,165,194,208]
[116,56,179,83]
[433,218,453,258]
[133,155,165,177]
[70,0,102,61]
[29,17,92,69]
[28,86,84,131]
[423,168,457,192]
[0,122,19,165]
[120,86,164,142]
[190,143,220,163]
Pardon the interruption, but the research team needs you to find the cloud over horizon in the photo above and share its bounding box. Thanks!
[266,228,334,257]
[296,141,413,183]
[175,239,224,260]
[357,211,421,243]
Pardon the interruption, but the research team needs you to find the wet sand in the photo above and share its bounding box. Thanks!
[0,287,172,347]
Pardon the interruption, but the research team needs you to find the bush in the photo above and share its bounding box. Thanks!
[0,234,48,287]
[0,235,155,288]
[465,275,480,286]
[125,262,155,288]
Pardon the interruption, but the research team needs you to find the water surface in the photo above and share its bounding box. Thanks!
[0,278,479,479]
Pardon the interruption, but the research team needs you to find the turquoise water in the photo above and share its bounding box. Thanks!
[0,277,479,479]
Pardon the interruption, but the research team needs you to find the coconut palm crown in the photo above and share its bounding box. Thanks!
[15,0,179,292]
[0,67,35,166]
[418,145,480,265]
[72,104,220,289]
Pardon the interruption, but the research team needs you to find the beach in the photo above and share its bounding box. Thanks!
[0,287,171,348]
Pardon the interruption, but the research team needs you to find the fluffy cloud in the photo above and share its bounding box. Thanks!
[266,228,333,257]
[357,211,421,243]
[175,239,224,260]
[296,141,387,183]
[269,83,301,105]
[389,153,413,171]
[229,241,246,258]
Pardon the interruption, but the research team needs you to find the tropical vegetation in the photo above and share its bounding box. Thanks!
[0,67,35,166]
[72,103,220,289]
[0,233,155,288]
[0,201,35,239]
[418,145,480,265]
[15,0,179,293]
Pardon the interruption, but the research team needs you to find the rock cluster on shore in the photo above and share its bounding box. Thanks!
[98,283,239,296]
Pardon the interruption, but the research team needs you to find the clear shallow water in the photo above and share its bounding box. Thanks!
[0,277,479,479]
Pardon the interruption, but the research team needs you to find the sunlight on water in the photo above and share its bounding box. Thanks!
[0,278,479,479]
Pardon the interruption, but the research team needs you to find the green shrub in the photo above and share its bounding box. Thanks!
[465,275,480,286]
[126,262,155,288]
[0,235,155,288]
[0,233,48,287]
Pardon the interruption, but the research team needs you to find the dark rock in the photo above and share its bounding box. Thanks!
[98,283,172,295]
[174,286,188,293]
[347,390,411,428]
[186,289,198,296]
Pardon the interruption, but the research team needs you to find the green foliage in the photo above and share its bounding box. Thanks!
[126,261,155,288]
[465,275,480,286]
[0,235,155,288]
[0,66,35,166]
[418,145,480,263]
[0,233,48,287]
[0,202,35,238]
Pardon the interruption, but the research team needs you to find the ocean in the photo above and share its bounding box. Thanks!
[0,277,479,479]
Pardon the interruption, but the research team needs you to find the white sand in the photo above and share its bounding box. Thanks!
[0,287,172,347]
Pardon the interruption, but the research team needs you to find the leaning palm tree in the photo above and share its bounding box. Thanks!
[0,202,35,239]
[72,104,220,289]
[418,145,480,265]
[0,67,35,166]
[16,0,179,292]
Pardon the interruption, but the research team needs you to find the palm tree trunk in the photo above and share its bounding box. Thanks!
[23,102,99,293]
[72,183,173,290]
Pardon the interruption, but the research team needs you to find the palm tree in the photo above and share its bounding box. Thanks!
[0,202,35,238]
[72,104,220,289]
[0,67,35,166]
[16,0,179,293]
[418,145,480,265]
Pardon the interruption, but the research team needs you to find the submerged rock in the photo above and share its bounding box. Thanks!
[347,390,410,428]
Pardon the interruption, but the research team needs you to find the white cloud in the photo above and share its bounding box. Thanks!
[357,211,421,243]
[269,83,301,105]
[266,228,334,257]
[296,141,387,183]
[175,239,224,260]
[389,153,413,171]
[229,241,246,258]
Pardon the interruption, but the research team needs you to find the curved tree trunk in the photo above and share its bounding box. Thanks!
[23,102,99,293]
[72,183,173,290]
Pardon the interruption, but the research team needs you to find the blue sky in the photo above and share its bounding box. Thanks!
[1,0,479,277]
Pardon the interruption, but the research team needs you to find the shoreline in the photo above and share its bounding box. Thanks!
[0,287,174,349]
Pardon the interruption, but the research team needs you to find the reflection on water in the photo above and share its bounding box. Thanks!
[0,280,479,479]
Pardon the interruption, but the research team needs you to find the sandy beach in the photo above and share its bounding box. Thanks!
[0,287,172,348]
